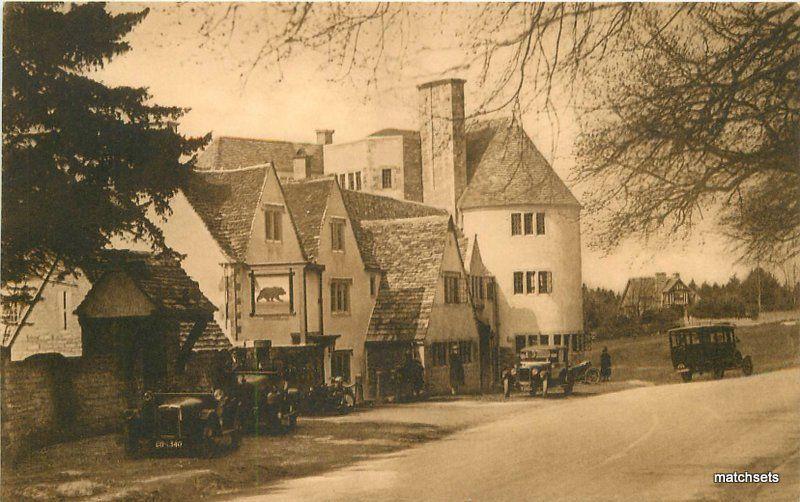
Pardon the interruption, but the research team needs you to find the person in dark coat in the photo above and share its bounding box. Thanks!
[600,347,612,382]
[501,367,515,399]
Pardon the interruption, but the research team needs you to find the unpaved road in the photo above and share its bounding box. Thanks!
[236,369,800,501]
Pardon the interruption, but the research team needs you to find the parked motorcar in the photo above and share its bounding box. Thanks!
[668,324,753,382]
[514,346,576,397]
[235,370,300,434]
[123,391,241,458]
[302,377,356,414]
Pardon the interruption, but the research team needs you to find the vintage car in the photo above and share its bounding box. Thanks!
[514,346,576,397]
[235,370,300,434]
[123,391,242,457]
[668,324,753,382]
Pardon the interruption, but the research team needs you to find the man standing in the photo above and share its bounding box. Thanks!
[600,347,612,382]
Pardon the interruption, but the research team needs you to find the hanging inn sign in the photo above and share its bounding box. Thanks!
[250,269,294,316]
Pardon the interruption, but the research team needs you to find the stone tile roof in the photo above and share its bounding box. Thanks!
[178,320,232,352]
[84,250,217,318]
[361,215,451,342]
[196,136,324,174]
[341,190,447,221]
[460,117,581,210]
[281,177,335,263]
[183,166,268,261]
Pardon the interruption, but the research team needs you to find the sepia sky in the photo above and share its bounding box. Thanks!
[93,3,763,291]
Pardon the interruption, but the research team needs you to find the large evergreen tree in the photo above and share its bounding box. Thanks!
[2,3,208,283]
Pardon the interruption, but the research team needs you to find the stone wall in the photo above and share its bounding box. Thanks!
[0,352,125,463]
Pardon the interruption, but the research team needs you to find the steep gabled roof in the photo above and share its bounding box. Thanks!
[460,117,581,210]
[362,215,451,342]
[78,250,217,318]
[196,136,324,174]
[183,166,268,261]
[281,177,336,263]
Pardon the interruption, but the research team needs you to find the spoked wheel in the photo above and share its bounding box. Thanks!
[713,367,725,379]
[741,356,754,376]
[584,368,600,385]
[678,364,693,382]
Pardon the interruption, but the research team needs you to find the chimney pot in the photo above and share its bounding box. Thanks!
[316,129,334,145]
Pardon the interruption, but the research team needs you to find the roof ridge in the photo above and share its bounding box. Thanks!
[361,214,449,225]
[283,174,337,185]
[218,135,319,146]
[193,164,268,174]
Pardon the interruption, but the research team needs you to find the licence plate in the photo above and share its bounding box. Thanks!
[155,439,183,449]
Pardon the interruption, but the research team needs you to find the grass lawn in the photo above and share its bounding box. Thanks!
[2,419,446,501]
[582,321,800,385]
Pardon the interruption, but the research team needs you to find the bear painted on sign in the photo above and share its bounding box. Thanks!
[257,286,286,302]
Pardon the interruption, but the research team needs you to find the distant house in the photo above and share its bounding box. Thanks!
[621,272,697,316]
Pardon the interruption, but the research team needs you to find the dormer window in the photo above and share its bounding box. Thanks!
[331,218,346,252]
[264,206,282,242]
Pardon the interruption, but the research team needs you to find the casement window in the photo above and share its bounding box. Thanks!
[264,208,282,242]
[554,334,562,346]
[332,350,351,382]
[330,279,350,313]
[527,335,537,347]
[381,168,393,189]
[511,213,522,236]
[331,218,346,252]
[539,334,550,345]
[513,272,524,294]
[369,274,377,296]
[538,271,553,294]
[348,172,355,190]
[524,212,534,235]
[430,342,448,366]
[60,290,69,330]
[515,335,526,353]
[536,212,546,235]
[563,334,570,348]
[526,271,536,294]
[486,279,495,300]
[478,277,485,300]
[355,171,362,191]
[458,341,474,364]
[444,273,461,304]
[338,173,346,187]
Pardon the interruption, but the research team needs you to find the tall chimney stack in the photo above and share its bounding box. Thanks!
[418,79,467,219]
[316,129,334,145]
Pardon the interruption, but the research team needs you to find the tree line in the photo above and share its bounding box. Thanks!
[584,268,800,340]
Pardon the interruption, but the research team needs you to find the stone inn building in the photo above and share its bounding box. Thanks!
[166,77,582,392]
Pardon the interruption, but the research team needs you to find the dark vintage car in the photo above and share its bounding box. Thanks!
[235,370,300,434]
[123,391,242,457]
[514,346,577,397]
[668,324,754,382]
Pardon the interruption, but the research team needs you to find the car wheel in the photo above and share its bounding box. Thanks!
[201,424,218,459]
[741,356,754,376]
[713,367,725,379]
[585,368,600,385]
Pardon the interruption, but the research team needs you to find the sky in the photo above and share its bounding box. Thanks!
[94,3,763,292]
